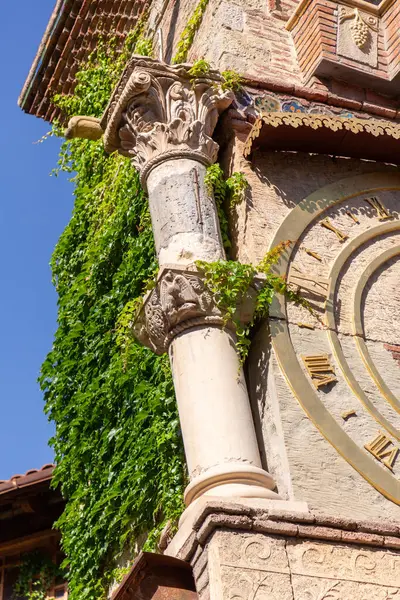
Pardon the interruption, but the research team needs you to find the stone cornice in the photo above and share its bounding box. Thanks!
[287,0,395,31]
[100,57,233,185]
[166,499,400,563]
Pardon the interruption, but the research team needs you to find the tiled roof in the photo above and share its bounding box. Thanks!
[19,0,150,123]
[0,463,54,497]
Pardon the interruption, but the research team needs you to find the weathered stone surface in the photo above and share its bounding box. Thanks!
[146,160,225,265]
[101,56,233,183]
[205,530,400,599]
[234,146,400,522]
[337,7,379,68]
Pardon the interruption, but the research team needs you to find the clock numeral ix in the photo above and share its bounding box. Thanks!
[365,432,399,472]
[289,270,329,301]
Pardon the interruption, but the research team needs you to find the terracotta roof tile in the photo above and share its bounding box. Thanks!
[0,464,55,497]
[19,0,150,123]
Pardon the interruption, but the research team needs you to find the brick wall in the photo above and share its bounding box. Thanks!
[383,0,400,80]
[152,0,400,114]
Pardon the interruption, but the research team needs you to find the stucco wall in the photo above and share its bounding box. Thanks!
[224,137,400,520]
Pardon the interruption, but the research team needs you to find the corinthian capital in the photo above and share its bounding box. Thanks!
[101,57,233,183]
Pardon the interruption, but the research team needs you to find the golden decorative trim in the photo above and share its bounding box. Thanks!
[303,247,322,261]
[302,354,337,388]
[297,322,315,329]
[346,211,360,224]
[352,245,400,413]
[243,113,400,159]
[286,0,394,31]
[268,172,400,504]
[325,223,400,438]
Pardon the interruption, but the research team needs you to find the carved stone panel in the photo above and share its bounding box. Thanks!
[337,7,378,68]
[132,267,224,354]
[133,266,261,354]
[207,531,400,599]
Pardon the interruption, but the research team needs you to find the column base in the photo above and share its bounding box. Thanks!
[184,463,278,506]
[180,464,280,528]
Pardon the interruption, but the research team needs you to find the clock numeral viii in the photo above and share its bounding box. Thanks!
[365,432,399,472]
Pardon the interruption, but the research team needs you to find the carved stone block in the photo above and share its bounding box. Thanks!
[337,7,378,68]
[207,531,400,599]
[100,57,233,185]
[133,267,223,354]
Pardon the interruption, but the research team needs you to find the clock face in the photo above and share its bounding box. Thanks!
[269,172,400,504]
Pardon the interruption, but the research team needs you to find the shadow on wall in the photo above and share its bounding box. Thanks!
[165,0,181,63]
[250,152,399,212]
[245,322,273,475]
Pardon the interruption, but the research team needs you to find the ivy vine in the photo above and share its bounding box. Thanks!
[40,30,185,600]
[36,8,306,600]
[172,0,210,64]
[14,552,63,600]
[196,242,309,363]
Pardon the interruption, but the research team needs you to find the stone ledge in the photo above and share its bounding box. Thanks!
[166,497,400,561]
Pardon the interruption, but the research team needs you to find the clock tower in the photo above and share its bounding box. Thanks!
[20,0,400,598]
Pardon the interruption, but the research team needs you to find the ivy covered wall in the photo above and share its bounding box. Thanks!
[40,34,186,600]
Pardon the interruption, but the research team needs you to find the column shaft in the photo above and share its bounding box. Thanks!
[169,326,277,505]
[146,159,224,266]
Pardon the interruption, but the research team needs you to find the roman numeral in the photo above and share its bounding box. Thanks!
[320,218,348,242]
[365,432,399,471]
[288,270,329,300]
[365,196,393,221]
[302,354,337,389]
[346,211,360,224]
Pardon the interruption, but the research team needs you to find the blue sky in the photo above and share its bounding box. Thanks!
[0,1,73,479]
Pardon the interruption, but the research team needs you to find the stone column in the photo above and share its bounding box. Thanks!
[100,57,279,508]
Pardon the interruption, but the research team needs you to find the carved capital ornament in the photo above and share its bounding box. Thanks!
[133,267,226,354]
[100,57,233,184]
[133,266,260,354]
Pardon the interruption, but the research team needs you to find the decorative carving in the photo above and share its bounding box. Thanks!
[339,7,378,50]
[213,531,400,599]
[101,57,233,184]
[243,114,400,160]
[132,267,254,354]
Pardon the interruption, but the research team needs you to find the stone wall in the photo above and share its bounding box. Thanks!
[148,0,400,112]
[168,499,400,600]
[223,130,400,521]
[150,0,300,80]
